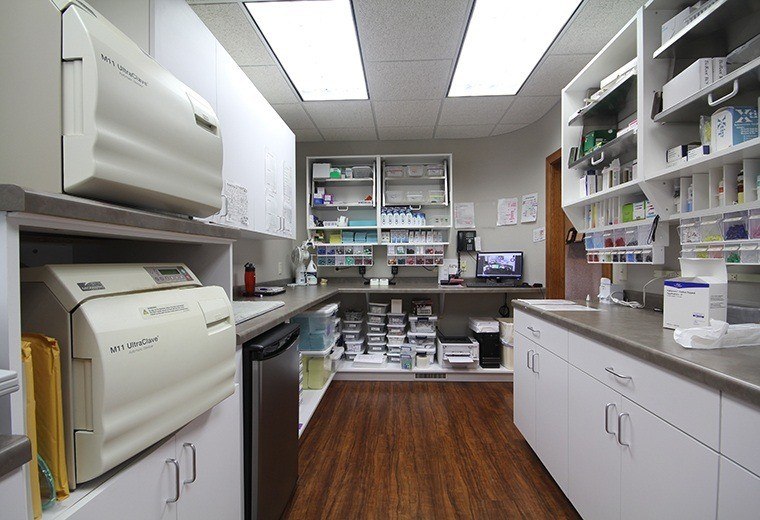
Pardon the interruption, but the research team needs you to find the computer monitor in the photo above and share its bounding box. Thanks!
[476,251,523,281]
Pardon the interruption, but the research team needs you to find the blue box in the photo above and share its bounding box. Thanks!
[712,106,758,151]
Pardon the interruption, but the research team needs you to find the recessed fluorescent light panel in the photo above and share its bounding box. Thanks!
[448,0,582,97]
[245,0,368,101]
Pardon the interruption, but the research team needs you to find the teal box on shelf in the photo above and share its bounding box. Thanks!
[349,220,377,227]
[342,231,355,243]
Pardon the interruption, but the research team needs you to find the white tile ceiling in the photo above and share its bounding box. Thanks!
[189,0,647,142]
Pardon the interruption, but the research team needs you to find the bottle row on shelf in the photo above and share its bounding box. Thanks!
[583,197,655,231]
[671,160,760,215]
[381,229,444,245]
[577,157,637,198]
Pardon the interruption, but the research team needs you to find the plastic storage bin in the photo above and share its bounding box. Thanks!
[679,218,700,244]
[343,331,363,341]
[425,164,444,177]
[387,334,406,346]
[409,316,438,333]
[368,302,390,314]
[750,210,760,239]
[624,227,638,246]
[592,232,605,249]
[342,320,363,332]
[301,332,338,351]
[367,332,386,343]
[725,245,742,263]
[741,244,759,263]
[387,324,406,335]
[406,190,424,203]
[723,212,749,240]
[306,356,330,389]
[387,313,407,326]
[367,341,387,353]
[291,303,339,333]
[352,165,373,178]
[344,310,364,321]
[428,190,446,204]
[700,217,723,242]
[344,339,365,353]
[384,165,405,178]
[407,165,424,177]
[367,313,387,325]
[386,191,405,203]
[367,323,386,334]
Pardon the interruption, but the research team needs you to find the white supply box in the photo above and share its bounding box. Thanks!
[662,58,713,111]
[663,259,727,330]
[712,106,759,151]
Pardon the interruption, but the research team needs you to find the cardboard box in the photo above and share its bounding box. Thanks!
[712,106,759,151]
[582,129,616,155]
[633,201,646,221]
[687,145,710,161]
[622,203,633,223]
[661,6,692,45]
[662,58,713,110]
[663,259,727,330]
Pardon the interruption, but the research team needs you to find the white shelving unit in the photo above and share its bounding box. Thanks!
[298,372,336,437]
[335,359,512,382]
[306,153,454,268]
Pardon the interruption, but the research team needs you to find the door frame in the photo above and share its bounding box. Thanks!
[545,149,565,299]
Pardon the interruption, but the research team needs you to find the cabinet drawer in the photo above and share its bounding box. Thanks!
[569,332,720,449]
[718,456,760,520]
[721,395,760,476]
[514,309,568,360]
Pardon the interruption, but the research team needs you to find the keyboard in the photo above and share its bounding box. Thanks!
[466,280,518,288]
[232,300,285,325]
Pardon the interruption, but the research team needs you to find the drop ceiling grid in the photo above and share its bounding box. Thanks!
[189,0,648,141]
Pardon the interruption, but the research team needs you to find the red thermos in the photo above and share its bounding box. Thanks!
[244,262,256,296]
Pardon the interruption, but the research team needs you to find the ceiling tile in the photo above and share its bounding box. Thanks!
[434,125,495,139]
[271,103,316,130]
[241,66,299,104]
[438,97,515,126]
[519,54,595,96]
[353,0,470,61]
[294,128,324,142]
[500,96,559,125]
[321,127,378,141]
[549,0,646,55]
[373,100,441,127]
[366,60,452,101]
[304,101,374,128]
[377,126,435,140]
[191,3,274,67]
[492,123,530,136]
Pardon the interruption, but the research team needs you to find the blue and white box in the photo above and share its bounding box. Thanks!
[663,259,727,330]
[712,106,759,151]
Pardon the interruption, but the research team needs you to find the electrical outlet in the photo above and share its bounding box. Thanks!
[728,272,739,281]
[278,262,283,275]
[460,260,467,272]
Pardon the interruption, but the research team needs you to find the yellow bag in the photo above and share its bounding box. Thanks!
[24,333,70,500]
[22,340,42,519]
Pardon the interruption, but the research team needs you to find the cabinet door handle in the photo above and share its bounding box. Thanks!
[166,458,180,503]
[526,326,540,336]
[526,349,534,370]
[590,151,605,166]
[531,352,539,374]
[604,403,617,435]
[183,443,197,484]
[337,206,349,212]
[616,412,630,447]
[605,366,632,381]
[707,79,739,107]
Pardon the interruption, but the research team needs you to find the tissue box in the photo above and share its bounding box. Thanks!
[712,106,759,151]
[663,259,727,330]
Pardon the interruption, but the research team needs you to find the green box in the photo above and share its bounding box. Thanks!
[582,129,617,155]
[329,167,342,179]
[622,203,633,223]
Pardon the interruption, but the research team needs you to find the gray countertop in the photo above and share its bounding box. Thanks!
[0,435,31,479]
[235,278,542,344]
[513,300,760,407]
[0,184,239,241]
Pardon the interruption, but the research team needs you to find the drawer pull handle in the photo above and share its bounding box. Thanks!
[605,366,632,380]
[617,412,630,447]
[183,443,197,484]
[707,79,739,107]
[166,458,180,503]
[590,151,604,166]
[527,349,534,370]
[526,326,540,335]
[604,403,617,435]
[531,352,539,374]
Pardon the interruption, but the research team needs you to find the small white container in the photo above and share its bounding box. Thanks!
[387,334,406,346]
[387,324,406,335]
[387,313,407,326]
[367,313,387,325]
[342,331,363,341]
[342,320,363,332]
[368,302,390,314]
[416,353,432,368]
[367,323,386,334]
[409,316,438,334]
[367,341,387,353]
[367,332,386,343]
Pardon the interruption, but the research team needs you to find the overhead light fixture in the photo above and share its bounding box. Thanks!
[448,0,582,97]
[245,0,368,101]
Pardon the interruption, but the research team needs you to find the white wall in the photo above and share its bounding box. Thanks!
[295,103,561,284]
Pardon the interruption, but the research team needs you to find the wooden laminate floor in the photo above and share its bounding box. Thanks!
[283,381,580,520]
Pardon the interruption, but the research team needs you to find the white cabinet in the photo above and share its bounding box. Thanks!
[513,333,537,450]
[513,333,568,490]
[569,366,621,520]
[61,391,241,520]
[718,456,760,520]
[620,398,718,520]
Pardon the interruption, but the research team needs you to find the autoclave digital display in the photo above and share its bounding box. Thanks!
[158,268,181,275]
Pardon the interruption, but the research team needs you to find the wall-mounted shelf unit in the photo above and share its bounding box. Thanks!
[306,154,454,267]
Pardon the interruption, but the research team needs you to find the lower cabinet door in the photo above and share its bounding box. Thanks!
[534,345,569,493]
[176,385,242,520]
[718,456,760,519]
[620,398,719,520]
[513,333,536,449]
[568,366,621,520]
[65,439,178,520]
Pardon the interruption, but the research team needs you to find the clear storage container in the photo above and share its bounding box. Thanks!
[603,231,614,248]
[723,211,749,241]
[750,210,760,239]
[624,227,638,247]
[343,331,363,341]
[367,332,386,342]
[708,245,723,259]
[387,313,407,326]
[300,332,338,351]
[384,165,405,178]
[368,302,390,314]
[387,324,406,335]
[584,234,595,250]
[613,228,626,248]
[428,190,446,204]
[386,191,405,203]
[592,232,605,249]
[724,245,741,263]
[367,323,386,334]
[342,320,363,332]
[367,341,387,353]
[291,303,339,334]
[407,165,424,177]
[409,316,438,333]
[387,352,401,363]
[387,334,406,346]
[425,164,445,177]
[367,313,386,324]
[679,219,700,244]
[700,217,723,242]
[352,165,373,178]
[406,190,425,203]
[344,310,364,321]
[344,339,365,353]
[740,244,758,263]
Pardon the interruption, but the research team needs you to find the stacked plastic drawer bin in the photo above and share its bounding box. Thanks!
[292,303,339,389]
[342,309,365,361]
[409,315,438,367]
[367,302,389,355]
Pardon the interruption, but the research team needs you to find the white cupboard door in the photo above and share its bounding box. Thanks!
[568,366,621,520]
[151,0,217,108]
[620,398,719,520]
[534,345,569,493]
[64,439,178,520]
[718,456,760,519]
[513,333,536,449]
[176,386,242,520]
